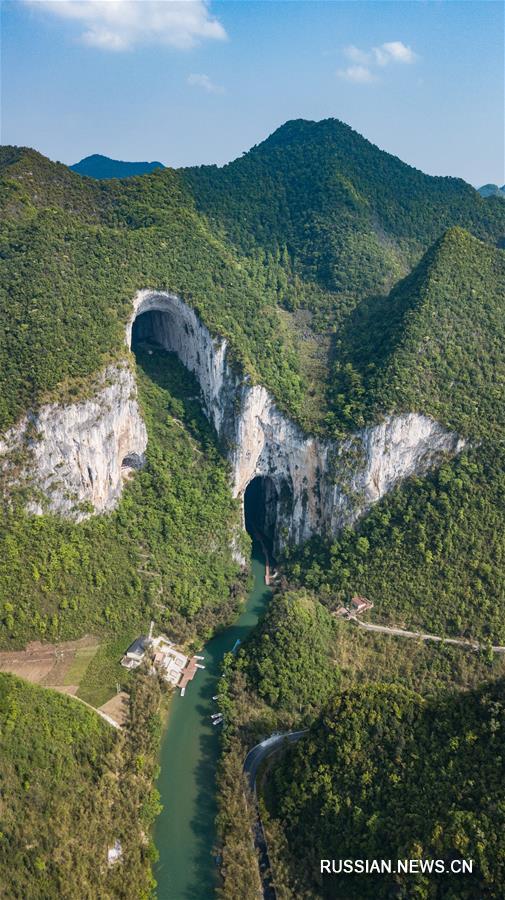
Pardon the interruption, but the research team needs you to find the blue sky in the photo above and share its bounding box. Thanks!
[1,1,503,185]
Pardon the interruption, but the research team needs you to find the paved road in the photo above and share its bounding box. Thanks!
[243,730,307,900]
[244,730,307,792]
[347,615,505,653]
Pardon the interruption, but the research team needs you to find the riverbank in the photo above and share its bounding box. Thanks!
[153,540,272,899]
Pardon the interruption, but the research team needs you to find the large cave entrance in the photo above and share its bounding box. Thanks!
[131,309,169,350]
[244,476,279,559]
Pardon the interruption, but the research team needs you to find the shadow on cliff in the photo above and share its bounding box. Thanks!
[133,342,222,452]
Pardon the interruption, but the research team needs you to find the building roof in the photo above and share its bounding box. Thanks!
[178,657,198,692]
[126,636,149,656]
[350,595,374,612]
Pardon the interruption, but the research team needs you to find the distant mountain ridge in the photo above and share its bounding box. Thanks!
[70,154,164,179]
[478,183,505,198]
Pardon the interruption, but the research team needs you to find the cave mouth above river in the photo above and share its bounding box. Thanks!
[244,476,279,558]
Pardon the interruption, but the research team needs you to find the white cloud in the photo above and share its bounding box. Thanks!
[344,44,372,66]
[187,72,224,94]
[373,41,417,66]
[337,64,376,84]
[339,40,417,83]
[23,0,227,51]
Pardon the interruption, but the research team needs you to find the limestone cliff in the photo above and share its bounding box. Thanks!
[127,291,465,550]
[0,365,146,520]
[0,289,465,545]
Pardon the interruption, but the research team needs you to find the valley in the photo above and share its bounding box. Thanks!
[0,117,504,898]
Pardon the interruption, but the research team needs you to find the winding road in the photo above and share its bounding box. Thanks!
[243,731,308,792]
[346,615,505,653]
[243,731,307,900]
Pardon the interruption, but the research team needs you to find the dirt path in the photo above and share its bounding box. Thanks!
[347,615,505,653]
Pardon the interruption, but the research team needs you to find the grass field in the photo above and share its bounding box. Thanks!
[77,631,137,707]
[62,645,99,686]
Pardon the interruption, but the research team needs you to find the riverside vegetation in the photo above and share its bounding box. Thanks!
[0,668,163,899]
[1,119,505,897]
[215,588,505,898]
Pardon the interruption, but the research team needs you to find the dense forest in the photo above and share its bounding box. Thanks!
[263,679,505,899]
[215,585,505,899]
[184,118,505,299]
[1,119,505,899]
[0,669,163,899]
[0,345,243,647]
[244,591,340,714]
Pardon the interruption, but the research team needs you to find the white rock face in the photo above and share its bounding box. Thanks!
[126,290,465,549]
[0,365,147,520]
[0,289,465,539]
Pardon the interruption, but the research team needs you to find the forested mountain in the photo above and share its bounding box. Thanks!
[1,124,504,441]
[478,183,505,199]
[183,118,505,297]
[325,227,505,438]
[2,120,505,898]
[2,121,505,665]
[0,145,305,432]
[70,154,164,179]
[264,679,505,899]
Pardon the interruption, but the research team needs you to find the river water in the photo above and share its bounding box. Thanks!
[154,540,271,899]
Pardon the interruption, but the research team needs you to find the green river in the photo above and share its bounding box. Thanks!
[154,539,271,899]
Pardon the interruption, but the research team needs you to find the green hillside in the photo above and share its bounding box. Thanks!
[0,671,162,899]
[184,118,505,298]
[244,590,340,714]
[284,228,505,647]
[0,146,304,433]
[1,123,504,439]
[287,442,505,642]
[326,228,505,439]
[264,679,505,899]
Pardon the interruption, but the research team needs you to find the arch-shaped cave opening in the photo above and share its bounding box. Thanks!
[121,452,144,470]
[244,476,279,559]
[131,309,169,351]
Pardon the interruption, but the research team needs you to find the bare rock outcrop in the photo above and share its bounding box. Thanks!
[0,289,465,544]
[0,364,146,520]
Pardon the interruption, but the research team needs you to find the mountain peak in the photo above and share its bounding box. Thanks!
[478,183,505,199]
[70,154,164,180]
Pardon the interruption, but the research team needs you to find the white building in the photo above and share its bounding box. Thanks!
[152,635,190,687]
[121,632,202,694]
[120,636,150,669]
